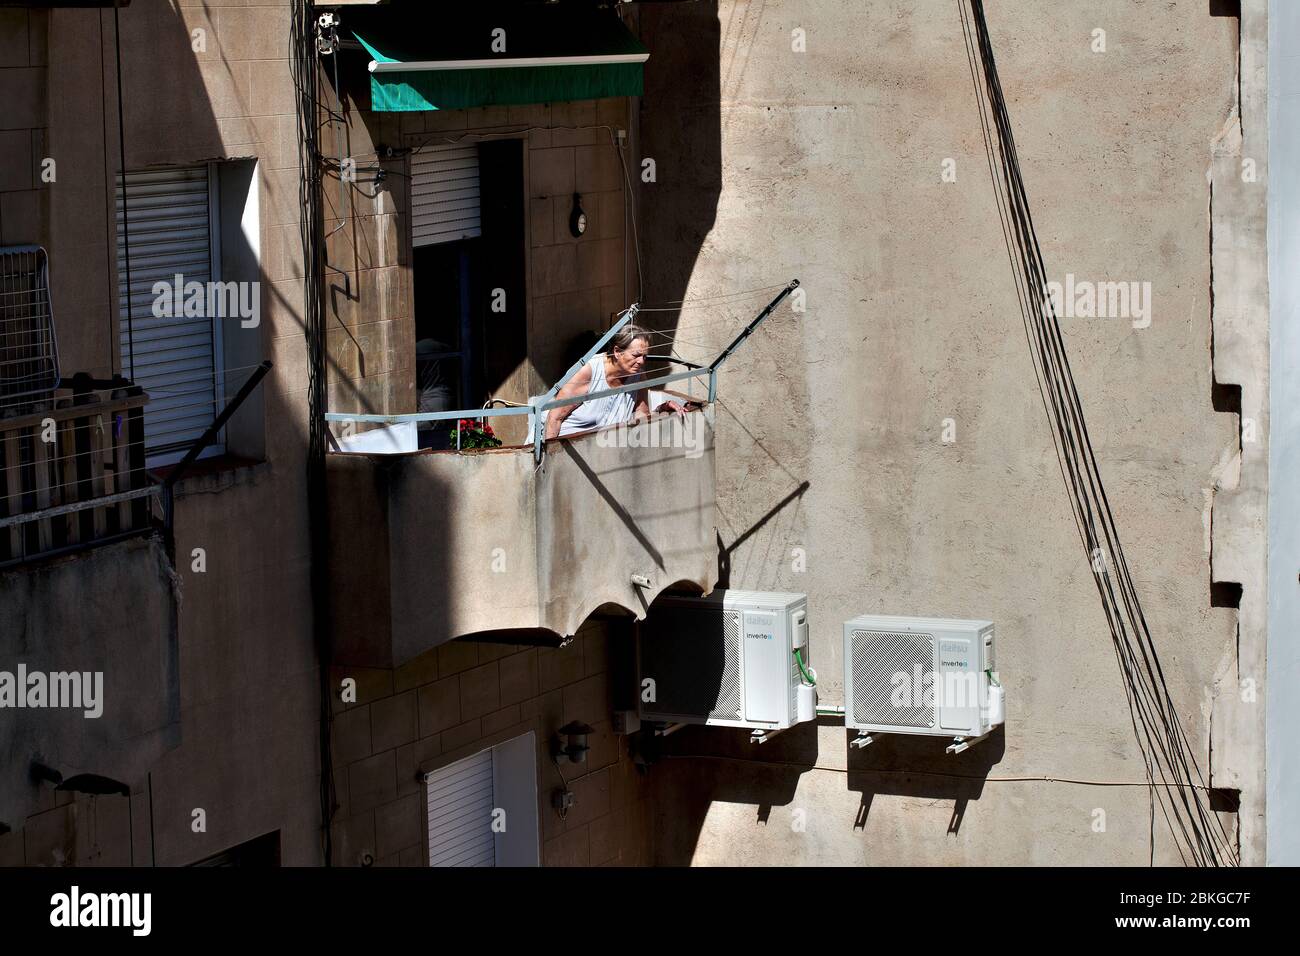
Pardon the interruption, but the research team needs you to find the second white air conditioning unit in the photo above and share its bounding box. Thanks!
[844,614,1003,751]
[638,590,816,732]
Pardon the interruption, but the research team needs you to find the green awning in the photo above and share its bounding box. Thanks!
[347,6,648,113]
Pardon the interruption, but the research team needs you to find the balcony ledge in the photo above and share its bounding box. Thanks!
[327,407,718,667]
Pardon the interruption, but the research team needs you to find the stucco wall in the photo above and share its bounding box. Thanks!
[0,536,179,837]
[637,0,1251,864]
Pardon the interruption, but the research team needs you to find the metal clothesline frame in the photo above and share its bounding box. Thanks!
[324,279,800,464]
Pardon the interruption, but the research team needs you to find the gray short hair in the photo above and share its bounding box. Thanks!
[610,324,652,353]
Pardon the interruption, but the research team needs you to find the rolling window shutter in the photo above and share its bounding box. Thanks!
[410,144,481,246]
[116,165,221,459]
[426,748,495,867]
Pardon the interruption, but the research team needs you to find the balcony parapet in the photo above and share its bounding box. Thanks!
[326,408,718,666]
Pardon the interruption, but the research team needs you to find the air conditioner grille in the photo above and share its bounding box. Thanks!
[640,606,742,721]
[711,611,742,721]
[852,629,934,728]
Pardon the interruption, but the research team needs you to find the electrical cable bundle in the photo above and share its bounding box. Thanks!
[960,0,1237,866]
[291,0,336,867]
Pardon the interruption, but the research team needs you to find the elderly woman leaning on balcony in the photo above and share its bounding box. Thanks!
[544,324,690,440]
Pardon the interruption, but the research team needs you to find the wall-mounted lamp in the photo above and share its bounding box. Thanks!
[569,193,587,237]
[30,761,129,797]
[553,721,594,764]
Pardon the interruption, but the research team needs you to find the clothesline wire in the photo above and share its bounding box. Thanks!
[638,282,789,307]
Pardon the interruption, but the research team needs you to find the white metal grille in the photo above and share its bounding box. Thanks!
[851,629,935,728]
[116,165,220,458]
[426,748,495,867]
[711,610,743,720]
[0,246,59,408]
[410,144,482,246]
[640,605,743,722]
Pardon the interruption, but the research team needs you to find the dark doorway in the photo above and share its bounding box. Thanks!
[413,139,526,449]
[477,139,527,404]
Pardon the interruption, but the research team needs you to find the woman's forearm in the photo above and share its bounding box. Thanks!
[546,404,572,439]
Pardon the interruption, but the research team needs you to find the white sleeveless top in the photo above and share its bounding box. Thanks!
[557,354,639,436]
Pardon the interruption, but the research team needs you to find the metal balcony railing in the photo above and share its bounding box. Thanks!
[324,280,801,459]
[0,246,60,409]
[0,383,158,567]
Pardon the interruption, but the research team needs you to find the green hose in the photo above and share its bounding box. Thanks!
[795,647,816,686]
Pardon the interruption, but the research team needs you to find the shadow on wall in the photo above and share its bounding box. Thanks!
[639,1,814,597]
[634,3,1009,864]
[843,727,1005,835]
[645,715,1004,864]
[638,1,721,312]
[636,0,721,396]
[637,0,811,868]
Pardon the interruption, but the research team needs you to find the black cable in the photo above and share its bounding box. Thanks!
[979,0,1231,865]
[974,5,1214,862]
[962,0,1236,867]
[293,0,336,867]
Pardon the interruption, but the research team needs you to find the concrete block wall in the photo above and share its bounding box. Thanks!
[329,618,654,867]
[0,7,46,249]
[520,98,632,392]
[319,84,412,418]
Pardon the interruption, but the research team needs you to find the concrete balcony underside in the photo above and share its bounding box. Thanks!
[0,535,181,827]
[327,409,719,667]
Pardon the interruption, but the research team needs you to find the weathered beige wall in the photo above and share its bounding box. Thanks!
[637,0,1251,864]
[0,537,179,840]
[1207,0,1270,864]
[536,410,717,634]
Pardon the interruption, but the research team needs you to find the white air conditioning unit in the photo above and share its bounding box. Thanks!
[844,615,1004,753]
[637,591,816,736]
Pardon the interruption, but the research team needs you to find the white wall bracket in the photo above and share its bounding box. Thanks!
[946,733,990,755]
